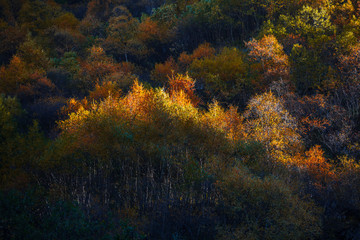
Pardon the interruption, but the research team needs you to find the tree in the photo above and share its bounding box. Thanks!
[178,42,215,69]
[151,57,179,84]
[16,35,50,73]
[78,46,120,93]
[246,35,290,88]
[189,47,248,105]
[53,12,80,31]
[0,20,26,65]
[104,6,146,62]
[262,4,336,94]
[244,91,302,161]
[217,165,322,240]
[18,0,61,35]
[0,36,51,96]
[338,42,360,82]
[0,95,46,190]
[285,93,352,156]
[0,56,29,94]
[167,73,200,106]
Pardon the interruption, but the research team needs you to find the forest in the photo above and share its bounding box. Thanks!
[0,0,360,239]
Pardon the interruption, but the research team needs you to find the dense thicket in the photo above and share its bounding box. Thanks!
[1,0,360,239]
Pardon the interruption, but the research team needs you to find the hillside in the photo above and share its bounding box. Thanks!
[1,0,360,239]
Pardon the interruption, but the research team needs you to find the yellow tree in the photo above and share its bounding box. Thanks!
[246,35,290,91]
[0,56,29,94]
[244,91,302,162]
[178,42,215,69]
[189,47,248,104]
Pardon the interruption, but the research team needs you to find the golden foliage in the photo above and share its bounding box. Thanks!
[178,42,215,68]
[246,35,289,86]
[302,145,335,184]
[244,91,301,161]
[88,81,122,101]
[151,57,179,84]
[168,73,200,106]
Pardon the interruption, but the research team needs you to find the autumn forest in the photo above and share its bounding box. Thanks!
[1,0,360,239]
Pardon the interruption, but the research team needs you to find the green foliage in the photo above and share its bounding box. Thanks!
[1,0,360,239]
[289,43,331,94]
[151,3,178,28]
[0,35,51,96]
[189,47,249,104]
[59,51,80,77]
[0,94,23,140]
[0,95,47,190]
[0,190,144,240]
[264,5,335,46]
[261,5,338,94]
[104,6,146,62]
[18,0,61,35]
[16,35,51,72]
[54,12,80,30]
[217,165,322,240]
